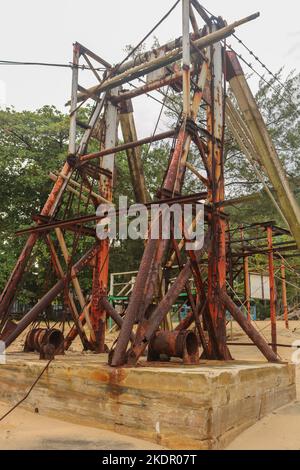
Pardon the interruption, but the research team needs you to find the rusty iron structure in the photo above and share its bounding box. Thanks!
[0,1,299,366]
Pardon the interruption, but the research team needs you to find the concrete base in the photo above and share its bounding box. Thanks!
[0,353,296,449]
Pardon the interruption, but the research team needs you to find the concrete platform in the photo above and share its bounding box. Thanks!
[0,353,296,449]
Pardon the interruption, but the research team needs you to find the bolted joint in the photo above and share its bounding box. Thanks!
[67,153,77,168]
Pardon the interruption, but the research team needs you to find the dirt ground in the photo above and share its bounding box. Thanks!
[1,320,300,450]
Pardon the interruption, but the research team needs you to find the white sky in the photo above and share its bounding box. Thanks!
[0,0,299,136]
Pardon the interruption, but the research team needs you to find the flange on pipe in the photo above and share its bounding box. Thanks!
[147,330,199,365]
[24,328,64,359]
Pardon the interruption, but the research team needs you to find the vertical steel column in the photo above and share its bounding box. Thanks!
[69,43,80,155]
[226,51,300,249]
[267,226,277,353]
[206,25,230,359]
[119,99,149,204]
[182,0,191,117]
[0,43,81,327]
[281,260,289,330]
[241,227,251,321]
[90,90,119,352]
[111,41,208,367]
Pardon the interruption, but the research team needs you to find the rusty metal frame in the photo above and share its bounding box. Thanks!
[1,3,297,369]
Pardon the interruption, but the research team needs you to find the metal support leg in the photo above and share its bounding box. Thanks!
[267,226,277,353]
[281,261,289,330]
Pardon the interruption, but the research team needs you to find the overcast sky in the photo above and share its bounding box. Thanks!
[0,0,299,136]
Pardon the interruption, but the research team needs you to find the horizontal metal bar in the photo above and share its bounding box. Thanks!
[112,70,185,103]
[16,192,209,236]
[74,13,259,103]
[227,342,300,349]
[78,129,177,165]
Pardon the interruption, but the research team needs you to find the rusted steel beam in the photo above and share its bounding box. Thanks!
[232,245,298,258]
[188,249,230,359]
[0,233,39,331]
[112,71,184,103]
[75,13,259,102]
[69,43,80,155]
[280,261,289,330]
[206,23,228,359]
[267,226,277,354]
[119,100,150,204]
[241,228,251,321]
[111,66,208,364]
[45,234,91,350]
[77,42,111,69]
[227,50,300,249]
[78,129,177,165]
[110,237,159,366]
[170,234,209,357]
[100,297,135,343]
[191,0,212,25]
[123,231,212,367]
[16,192,208,237]
[64,305,89,351]
[0,44,82,323]
[189,2,200,34]
[227,342,296,349]
[148,330,199,364]
[182,0,191,118]
[91,95,119,352]
[3,245,98,349]
[219,289,279,363]
[54,228,95,340]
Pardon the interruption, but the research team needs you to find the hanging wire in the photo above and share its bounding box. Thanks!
[192,2,300,115]
[0,59,106,71]
[116,0,181,71]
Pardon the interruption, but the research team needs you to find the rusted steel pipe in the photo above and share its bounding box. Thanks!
[111,237,159,367]
[267,226,277,353]
[16,192,208,237]
[281,261,289,330]
[0,233,39,330]
[3,245,97,349]
[76,13,259,102]
[113,71,184,103]
[124,231,212,366]
[64,306,89,350]
[241,227,251,321]
[79,129,177,165]
[227,342,298,349]
[148,330,199,364]
[24,328,64,354]
[100,296,135,344]
[219,289,279,363]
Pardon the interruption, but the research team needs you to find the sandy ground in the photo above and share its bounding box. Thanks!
[1,320,300,450]
[0,402,164,450]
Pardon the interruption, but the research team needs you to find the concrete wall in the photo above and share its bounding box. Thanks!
[0,355,296,449]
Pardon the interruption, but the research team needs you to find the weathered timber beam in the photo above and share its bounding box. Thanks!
[226,51,300,249]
